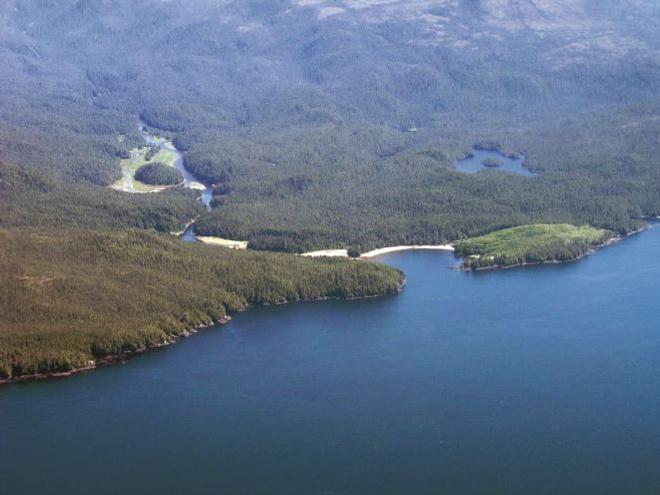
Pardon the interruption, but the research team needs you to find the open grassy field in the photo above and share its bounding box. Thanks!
[454,224,614,269]
[111,145,179,193]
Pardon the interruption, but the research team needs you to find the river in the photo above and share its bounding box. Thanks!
[2,226,660,494]
[138,122,213,209]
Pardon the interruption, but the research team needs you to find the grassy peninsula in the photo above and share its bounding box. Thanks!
[454,224,614,270]
[111,141,179,193]
[0,229,403,382]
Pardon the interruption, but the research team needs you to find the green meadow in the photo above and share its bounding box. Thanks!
[454,224,613,269]
[111,146,178,193]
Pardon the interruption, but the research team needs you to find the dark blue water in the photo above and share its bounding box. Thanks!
[2,226,660,494]
[457,148,536,176]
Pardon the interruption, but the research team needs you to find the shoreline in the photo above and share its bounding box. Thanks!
[301,244,455,259]
[6,224,650,386]
[301,249,350,258]
[361,244,454,258]
[0,286,404,386]
[0,316,231,386]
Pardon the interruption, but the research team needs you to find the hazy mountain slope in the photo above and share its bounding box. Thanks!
[1,0,659,249]
[4,0,658,132]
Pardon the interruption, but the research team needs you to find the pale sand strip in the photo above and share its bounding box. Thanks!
[196,236,248,250]
[301,249,349,258]
[110,183,174,194]
[360,245,454,258]
[187,182,207,190]
[300,245,455,258]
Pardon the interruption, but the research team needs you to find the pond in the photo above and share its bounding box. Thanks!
[456,148,536,176]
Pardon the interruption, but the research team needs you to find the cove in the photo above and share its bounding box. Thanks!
[457,147,536,176]
[2,226,660,494]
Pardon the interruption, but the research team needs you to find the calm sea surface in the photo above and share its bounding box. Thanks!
[2,226,660,494]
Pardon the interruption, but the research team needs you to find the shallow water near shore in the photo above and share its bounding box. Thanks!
[2,226,660,494]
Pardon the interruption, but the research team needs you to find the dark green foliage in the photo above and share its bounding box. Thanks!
[347,247,361,258]
[212,183,233,196]
[0,229,403,380]
[135,163,183,186]
[144,146,160,161]
[191,127,653,252]
[0,163,202,233]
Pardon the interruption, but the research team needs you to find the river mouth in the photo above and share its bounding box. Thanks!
[456,147,536,176]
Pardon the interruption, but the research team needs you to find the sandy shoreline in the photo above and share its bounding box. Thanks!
[360,245,455,258]
[301,244,455,259]
[302,225,649,263]
[196,236,248,249]
[301,249,349,257]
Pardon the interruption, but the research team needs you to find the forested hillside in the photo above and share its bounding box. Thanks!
[0,164,202,233]
[1,0,659,250]
[0,229,403,381]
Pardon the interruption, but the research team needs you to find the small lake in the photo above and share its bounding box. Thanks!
[2,227,660,494]
[457,148,536,176]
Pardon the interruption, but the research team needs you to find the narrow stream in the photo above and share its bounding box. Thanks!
[137,121,214,243]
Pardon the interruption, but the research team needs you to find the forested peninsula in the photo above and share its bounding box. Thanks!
[0,229,403,382]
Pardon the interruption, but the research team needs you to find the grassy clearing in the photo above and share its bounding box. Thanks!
[111,145,178,193]
[454,224,613,269]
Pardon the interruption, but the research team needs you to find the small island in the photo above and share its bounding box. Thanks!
[135,162,184,186]
[482,157,503,168]
[454,224,614,270]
